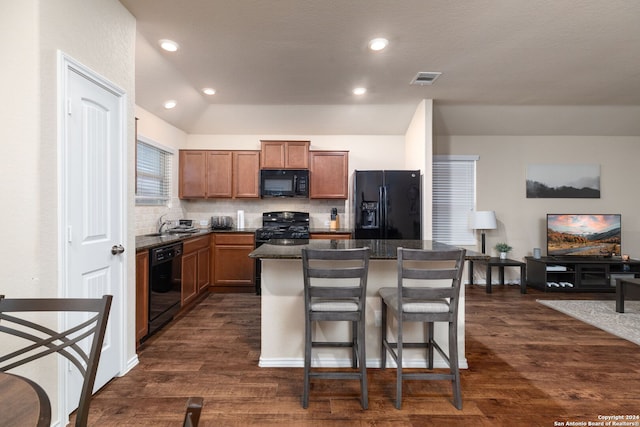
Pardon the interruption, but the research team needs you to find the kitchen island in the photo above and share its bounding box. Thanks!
[249,239,487,369]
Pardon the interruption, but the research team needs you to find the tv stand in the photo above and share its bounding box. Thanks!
[526,256,640,292]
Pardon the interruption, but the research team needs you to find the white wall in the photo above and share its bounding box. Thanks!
[434,135,640,261]
[0,1,135,423]
[404,100,433,238]
[1,1,40,296]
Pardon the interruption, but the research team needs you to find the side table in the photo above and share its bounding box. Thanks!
[615,277,640,313]
[469,258,527,294]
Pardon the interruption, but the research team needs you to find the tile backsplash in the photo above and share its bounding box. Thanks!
[135,198,349,235]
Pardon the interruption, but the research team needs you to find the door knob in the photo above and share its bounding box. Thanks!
[111,244,125,255]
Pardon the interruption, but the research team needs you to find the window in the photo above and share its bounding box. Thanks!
[432,155,478,245]
[136,136,173,205]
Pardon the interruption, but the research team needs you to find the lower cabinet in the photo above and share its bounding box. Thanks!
[182,235,211,306]
[212,233,255,292]
[135,250,149,345]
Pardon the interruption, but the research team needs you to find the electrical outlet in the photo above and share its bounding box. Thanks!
[199,220,208,226]
[374,310,382,327]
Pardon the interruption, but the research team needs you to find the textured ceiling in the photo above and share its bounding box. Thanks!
[119,0,640,135]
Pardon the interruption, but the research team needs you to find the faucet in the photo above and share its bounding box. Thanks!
[158,214,172,234]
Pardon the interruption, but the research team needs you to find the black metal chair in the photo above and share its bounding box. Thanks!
[183,396,204,427]
[0,294,112,426]
[379,247,466,409]
[301,247,370,409]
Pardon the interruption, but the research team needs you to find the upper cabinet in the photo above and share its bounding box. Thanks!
[179,150,260,199]
[260,140,309,169]
[206,151,233,198]
[179,150,208,198]
[233,150,261,198]
[309,151,349,199]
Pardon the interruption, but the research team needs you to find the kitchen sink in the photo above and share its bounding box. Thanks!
[144,231,195,237]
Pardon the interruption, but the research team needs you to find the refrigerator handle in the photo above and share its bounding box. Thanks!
[380,186,387,238]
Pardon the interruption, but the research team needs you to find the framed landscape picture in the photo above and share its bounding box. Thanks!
[526,164,600,198]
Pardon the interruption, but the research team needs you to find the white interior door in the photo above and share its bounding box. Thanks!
[61,54,126,417]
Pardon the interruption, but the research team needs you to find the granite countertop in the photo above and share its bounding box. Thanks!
[135,228,257,251]
[249,239,488,260]
[308,228,353,234]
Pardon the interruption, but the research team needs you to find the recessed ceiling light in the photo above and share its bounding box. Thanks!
[368,38,389,51]
[202,88,216,95]
[159,39,179,52]
[353,87,367,95]
[163,100,177,109]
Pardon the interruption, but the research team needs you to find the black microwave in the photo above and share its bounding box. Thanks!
[260,169,309,198]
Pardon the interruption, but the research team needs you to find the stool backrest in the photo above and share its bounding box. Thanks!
[397,247,466,311]
[302,247,370,308]
[0,295,112,427]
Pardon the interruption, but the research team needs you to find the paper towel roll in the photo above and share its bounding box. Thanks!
[237,210,245,229]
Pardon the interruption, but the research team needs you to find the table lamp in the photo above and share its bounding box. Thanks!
[469,211,497,254]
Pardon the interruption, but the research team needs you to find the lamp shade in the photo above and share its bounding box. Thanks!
[469,211,497,230]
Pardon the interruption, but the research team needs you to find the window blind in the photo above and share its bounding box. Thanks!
[136,140,172,205]
[432,156,478,245]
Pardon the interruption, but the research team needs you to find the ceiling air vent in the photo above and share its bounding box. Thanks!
[410,72,442,86]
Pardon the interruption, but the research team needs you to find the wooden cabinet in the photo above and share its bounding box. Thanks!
[309,151,349,199]
[179,150,208,198]
[310,233,352,240]
[206,151,233,198]
[260,140,309,169]
[182,251,198,305]
[212,233,255,292]
[233,151,260,198]
[182,235,211,306]
[135,250,149,345]
[179,150,259,199]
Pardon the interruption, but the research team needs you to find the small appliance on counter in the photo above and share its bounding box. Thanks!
[211,216,233,230]
[168,219,198,233]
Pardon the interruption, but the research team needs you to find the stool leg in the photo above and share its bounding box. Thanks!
[380,301,388,369]
[395,319,403,409]
[358,316,368,409]
[426,322,434,369]
[449,320,462,410]
[303,316,312,408]
[351,321,358,368]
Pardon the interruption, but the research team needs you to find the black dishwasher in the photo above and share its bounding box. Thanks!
[147,242,182,339]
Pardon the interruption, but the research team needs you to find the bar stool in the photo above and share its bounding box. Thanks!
[379,247,466,409]
[301,247,370,409]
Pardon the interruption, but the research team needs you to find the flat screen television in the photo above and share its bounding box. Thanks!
[546,214,621,257]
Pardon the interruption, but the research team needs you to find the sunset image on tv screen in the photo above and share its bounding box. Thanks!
[547,214,621,256]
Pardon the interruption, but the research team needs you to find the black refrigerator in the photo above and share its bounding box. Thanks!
[354,170,422,239]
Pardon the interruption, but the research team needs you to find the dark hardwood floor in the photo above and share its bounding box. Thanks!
[82,285,640,426]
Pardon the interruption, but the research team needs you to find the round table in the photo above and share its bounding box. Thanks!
[0,372,51,427]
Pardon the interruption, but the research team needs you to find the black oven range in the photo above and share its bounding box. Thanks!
[254,211,310,293]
